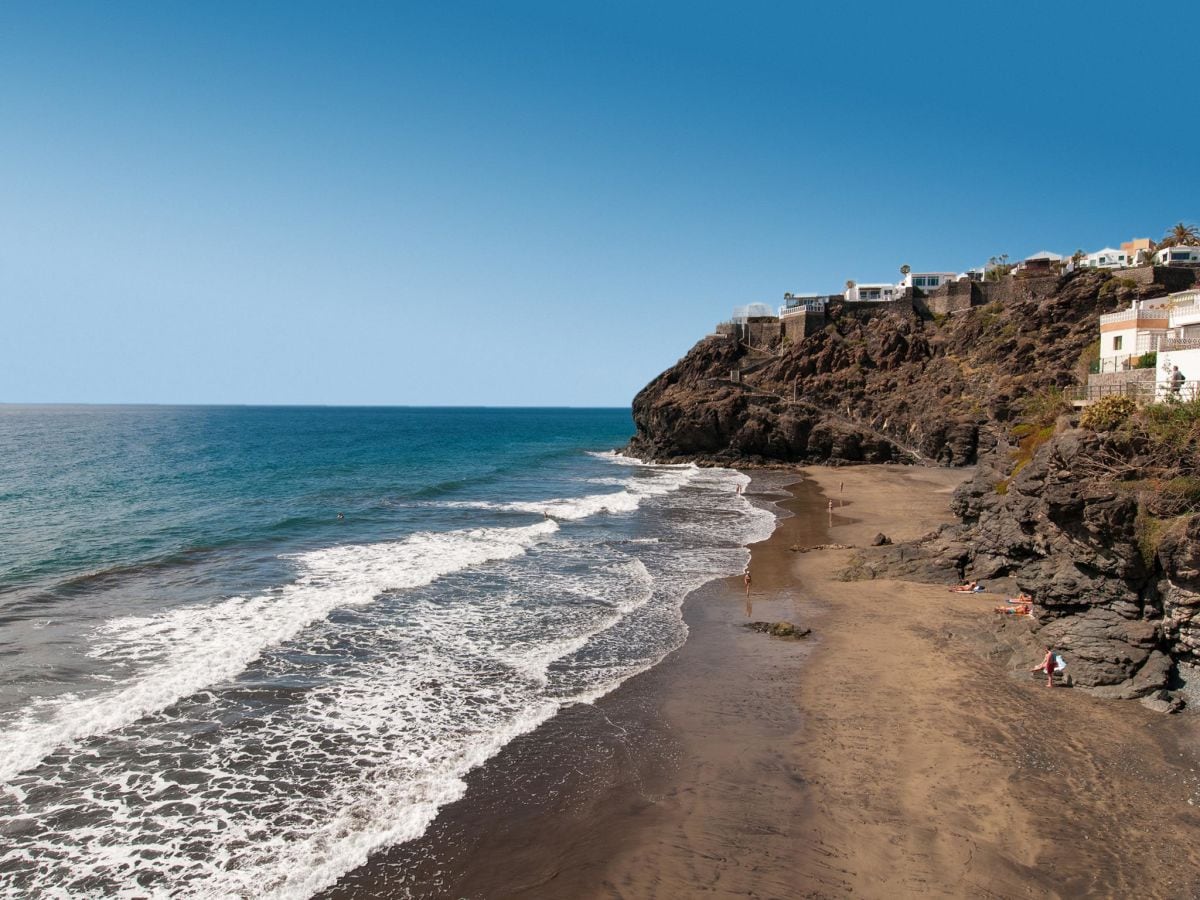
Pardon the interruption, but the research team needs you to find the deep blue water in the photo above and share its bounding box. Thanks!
[0,406,773,898]
[0,406,634,593]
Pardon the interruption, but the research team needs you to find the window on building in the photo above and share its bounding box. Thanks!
[1113,336,1123,351]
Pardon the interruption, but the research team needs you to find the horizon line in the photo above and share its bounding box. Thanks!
[0,401,633,410]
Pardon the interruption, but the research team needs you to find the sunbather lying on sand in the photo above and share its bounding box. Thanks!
[994,603,1030,616]
[949,581,980,593]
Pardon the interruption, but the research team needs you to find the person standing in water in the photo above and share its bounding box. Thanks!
[743,568,752,596]
[1031,646,1057,688]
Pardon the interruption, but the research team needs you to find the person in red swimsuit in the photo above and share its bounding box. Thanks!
[1031,646,1057,688]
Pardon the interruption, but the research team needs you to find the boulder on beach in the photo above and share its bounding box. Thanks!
[746,621,811,639]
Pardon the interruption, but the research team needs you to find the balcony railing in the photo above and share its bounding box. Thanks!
[1096,354,1159,373]
[779,301,825,317]
[1169,298,1200,326]
[1162,337,1200,352]
[1098,306,1169,326]
[1076,380,1200,402]
[1076,381,1156,401]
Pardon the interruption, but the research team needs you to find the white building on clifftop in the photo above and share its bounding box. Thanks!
[1080,248,1129,270]
[1097,298,1169,373]
[1153,246,1200,267]
[899,271,957,292]
[1157,289,1200,398]
[844,282,900,302]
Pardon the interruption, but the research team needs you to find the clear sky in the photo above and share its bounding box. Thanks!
[1,1,1195,406]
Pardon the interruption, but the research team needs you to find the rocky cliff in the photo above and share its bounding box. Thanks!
[629,267,1200,705]
[843,406,1200,707]
[628,270,1165,466]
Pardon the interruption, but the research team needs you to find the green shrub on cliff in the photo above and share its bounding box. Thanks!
[1007,423,1055,480]
[1022,387,1071,428]
[1077,340,1101,379]
[1134,511,1166,568]
[1081,395,1137,431]
[1099,277,1139,301]
[1137,398,1200,453]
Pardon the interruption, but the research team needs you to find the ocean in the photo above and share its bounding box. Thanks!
[0,406,774,898]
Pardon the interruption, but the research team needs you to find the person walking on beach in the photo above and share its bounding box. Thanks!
[1031,646,1057,688]
[743,568,752,596]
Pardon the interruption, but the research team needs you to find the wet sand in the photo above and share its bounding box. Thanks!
[324,466,1200,899]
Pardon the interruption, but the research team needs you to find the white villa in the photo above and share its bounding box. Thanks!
[1153,246,1200,267]
[1097,298,1170,373]
[1157,289,1200,397]
[844,282,900,302]
[1079,247,1130,270]
[899,271,957,292]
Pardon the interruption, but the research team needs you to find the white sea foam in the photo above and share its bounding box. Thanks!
[446,464,702,522]
[0,521,558,785]
[0,457,781,899]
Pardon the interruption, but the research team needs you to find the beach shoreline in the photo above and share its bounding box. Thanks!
[324,464,1200,899]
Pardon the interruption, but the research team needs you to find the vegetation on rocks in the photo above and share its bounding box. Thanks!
[1080,395,1136,431]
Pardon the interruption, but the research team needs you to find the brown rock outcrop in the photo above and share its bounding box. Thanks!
[844,425,1200,701]
[628,270,1165,466]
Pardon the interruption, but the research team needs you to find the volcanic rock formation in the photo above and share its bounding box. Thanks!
[628,270,1164,466]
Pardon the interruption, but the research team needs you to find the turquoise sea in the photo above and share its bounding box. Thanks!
[0,406,773,898]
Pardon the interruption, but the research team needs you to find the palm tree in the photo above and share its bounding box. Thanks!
[899,264,911,276]
[1071,249,1085,270]
[1163,222,1200,247]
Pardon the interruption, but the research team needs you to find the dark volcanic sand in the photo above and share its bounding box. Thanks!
[322,467,1200,899]
[321,473,817,899]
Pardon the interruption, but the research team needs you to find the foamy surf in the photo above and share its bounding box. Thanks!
[0,452,778,900]
[444,463,703,521]
[0,520,558,786]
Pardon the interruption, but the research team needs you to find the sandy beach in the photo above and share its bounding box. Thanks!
[326,465,1200,899]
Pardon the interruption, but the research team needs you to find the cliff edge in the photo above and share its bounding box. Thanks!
[628,270,1160,466]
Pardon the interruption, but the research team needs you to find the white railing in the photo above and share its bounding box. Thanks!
[1169,295,1200,326]
[779,301,825,317]
[1099,306,1169,326]
[1162,337,1200,352]
[1157,380,1200,402]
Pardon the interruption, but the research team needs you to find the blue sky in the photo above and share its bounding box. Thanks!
[1,1,1195,405]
